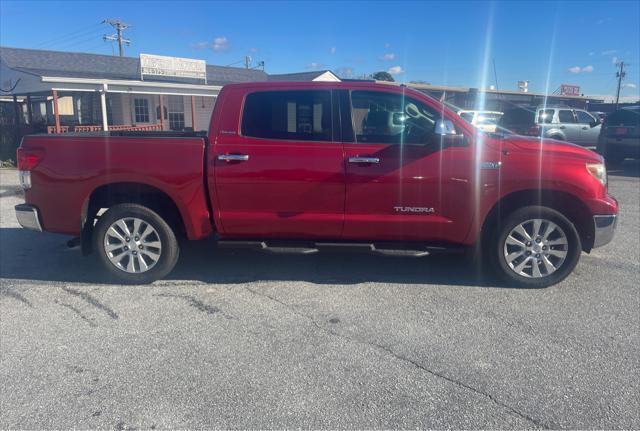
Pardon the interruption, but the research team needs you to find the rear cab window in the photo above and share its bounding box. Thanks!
[241,90,333,141]
[537,109,554,124]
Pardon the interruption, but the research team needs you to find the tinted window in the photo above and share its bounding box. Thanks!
[537,109,554,124]
[242,90,332,141]
[606,109,640,126]
[575,111,595,124]
[499,108,535,127]
[558,110,576,123]
[351,91,443,144]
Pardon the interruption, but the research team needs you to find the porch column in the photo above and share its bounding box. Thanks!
[26,95,33,124]
[159,94,165,130]
[12,95,21,125]
[100,86,109,131]
[52,90,61,134]
[191,96,197,131]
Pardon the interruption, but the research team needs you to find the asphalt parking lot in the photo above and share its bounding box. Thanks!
[1,162,638,429]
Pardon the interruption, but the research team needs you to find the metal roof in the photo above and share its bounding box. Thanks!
[0,46,269,85]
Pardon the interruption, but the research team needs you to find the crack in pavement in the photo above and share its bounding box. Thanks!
[154,293,233,319]
[61,287,119,320]
[0,286,33,307]
[54,299,98,327]
[243,286,548,429]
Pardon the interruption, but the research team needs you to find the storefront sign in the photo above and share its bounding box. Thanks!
[560,84,580,96]
[140,54,207,83]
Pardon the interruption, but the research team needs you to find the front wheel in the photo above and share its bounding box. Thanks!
[489,206,582,288]
[93,203,180,284]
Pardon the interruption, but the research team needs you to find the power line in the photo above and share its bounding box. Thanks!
[34,22,103,48]
[103,19,131,57]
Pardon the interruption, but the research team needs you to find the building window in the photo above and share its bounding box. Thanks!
[134,98,150,123]
[167,95,185,130]
[241,90,332,141]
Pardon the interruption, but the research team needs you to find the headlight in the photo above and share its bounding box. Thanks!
[586,163,607,187]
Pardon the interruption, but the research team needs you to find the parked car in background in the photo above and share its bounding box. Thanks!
[457,110,503,132]
[497,106,601,146]
[596,105,640,165]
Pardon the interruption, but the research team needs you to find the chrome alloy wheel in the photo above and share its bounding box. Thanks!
[503,218,568,278]
[103,217,162,273]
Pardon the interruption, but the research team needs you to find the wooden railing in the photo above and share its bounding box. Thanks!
[47,124,164,134]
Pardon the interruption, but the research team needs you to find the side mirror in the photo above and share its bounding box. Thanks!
[590,120,599,128]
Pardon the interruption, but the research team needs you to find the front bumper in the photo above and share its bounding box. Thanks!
[592,214,617,248]
[15,204,42,231]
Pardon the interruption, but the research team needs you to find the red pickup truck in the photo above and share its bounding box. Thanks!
[15,82,618,287]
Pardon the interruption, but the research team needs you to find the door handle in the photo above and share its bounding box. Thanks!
[218,154,249,162]
[559,126,566,129]
[348,157,380,164]
[581,126,589,130]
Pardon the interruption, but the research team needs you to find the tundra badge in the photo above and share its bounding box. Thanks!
[394,206,435,214]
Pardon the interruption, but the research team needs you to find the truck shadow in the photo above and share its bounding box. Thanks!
[0,228,507,288]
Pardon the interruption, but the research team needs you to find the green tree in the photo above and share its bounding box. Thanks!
[371,71,395,82]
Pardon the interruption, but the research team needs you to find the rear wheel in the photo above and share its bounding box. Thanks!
[93,204,179,284]
[489,206,581,288]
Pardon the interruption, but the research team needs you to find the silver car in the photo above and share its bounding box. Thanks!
[536,107,601,146]
[498,106,601,147]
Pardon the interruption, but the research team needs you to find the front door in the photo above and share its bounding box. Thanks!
[342,90,474,243]
[575,110,601,146]
[213,88,345,238]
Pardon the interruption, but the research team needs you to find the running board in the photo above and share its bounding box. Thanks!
[217,240,461,257]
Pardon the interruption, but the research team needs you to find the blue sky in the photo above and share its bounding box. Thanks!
[1,0,638,99]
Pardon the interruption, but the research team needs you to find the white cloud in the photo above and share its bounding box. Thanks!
[612,56,619,64]
[306,62,325,70]
[623,83,637,89]
[212,36,229,51]
[330,47,336,54]
[388,65,404,75]
[588,51,595,56]
[191,41,210,49]
[378,53,396,61]
[384,43,391,48]
[568,65,593,73]
[335,67,355,78]
[601,49,617,55]
[248,47,259,53]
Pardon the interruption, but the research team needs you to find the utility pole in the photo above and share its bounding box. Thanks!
[615,61,626,108]
[103,19,131,57]
[244,56,252,69]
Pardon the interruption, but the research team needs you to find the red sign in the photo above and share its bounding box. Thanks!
[561,84,581,96]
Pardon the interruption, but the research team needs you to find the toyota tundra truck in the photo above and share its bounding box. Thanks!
[14,82,618,287]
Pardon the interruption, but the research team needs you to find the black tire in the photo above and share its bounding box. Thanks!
[487,206,582,288]
[93,203,180,284]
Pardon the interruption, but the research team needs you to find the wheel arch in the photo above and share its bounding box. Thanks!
[480,189,595,253]
[81,182,187,255]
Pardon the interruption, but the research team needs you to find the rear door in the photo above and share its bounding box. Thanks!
[341,89,474,243]
[557,109,581,143]
[212,87,345,238]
